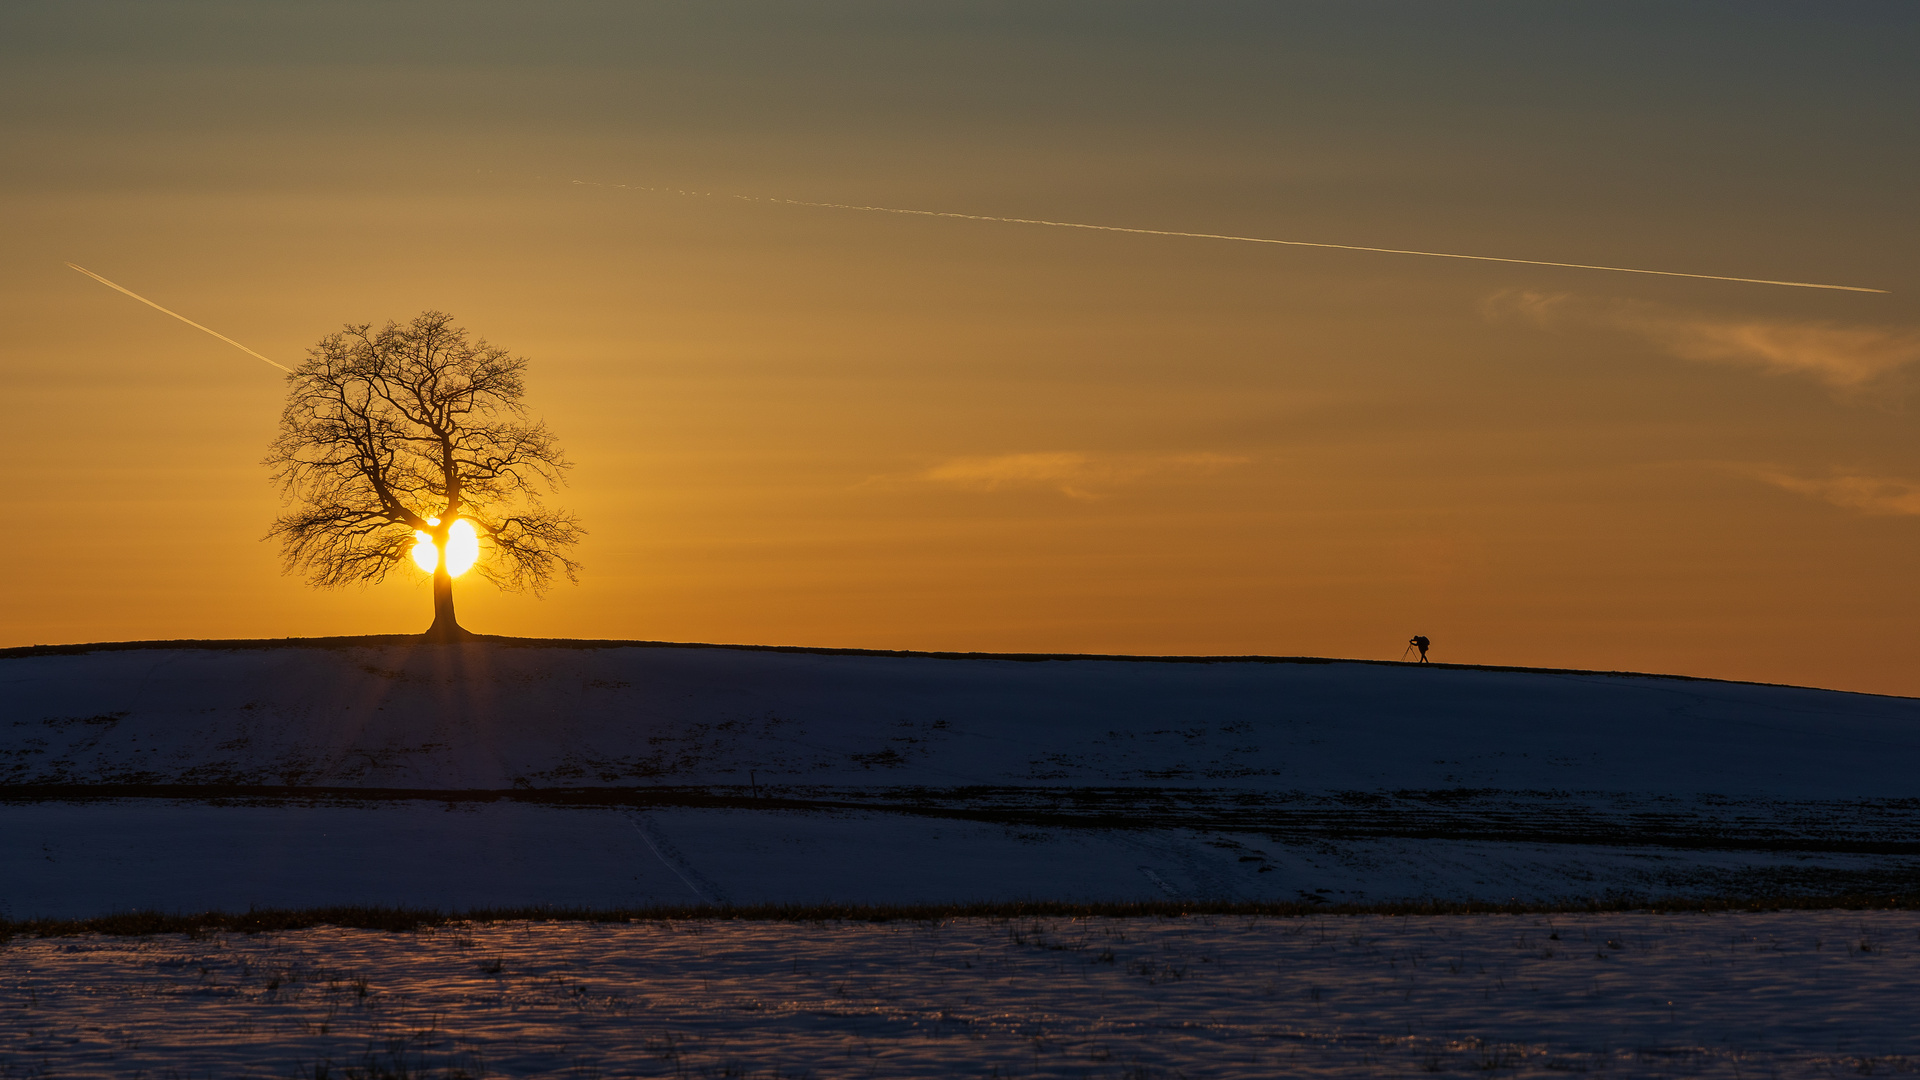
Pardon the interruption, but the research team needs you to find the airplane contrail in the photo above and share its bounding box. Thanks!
[66,263,291,372]
[572,180,1886,294]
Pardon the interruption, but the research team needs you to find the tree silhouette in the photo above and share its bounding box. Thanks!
[265,311,583,640]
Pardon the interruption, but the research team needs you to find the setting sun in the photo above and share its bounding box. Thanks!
[410,518,479,578]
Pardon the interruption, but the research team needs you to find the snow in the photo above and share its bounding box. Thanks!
[7,802,1910,921]
[6,641,1918,795]
[5,911,1920,1078]
[4,640,1920,917]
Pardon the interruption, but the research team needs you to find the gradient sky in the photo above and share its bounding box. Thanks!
[4,2,1917,693]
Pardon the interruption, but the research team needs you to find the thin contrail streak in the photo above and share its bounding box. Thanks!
[66,263,291,372]
[573,181,1886,294]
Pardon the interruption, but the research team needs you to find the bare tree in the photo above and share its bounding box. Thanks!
[265,311,583,640]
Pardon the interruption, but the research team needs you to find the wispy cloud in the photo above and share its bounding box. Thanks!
[1751,469,1920,516]
[1484,290,1920,390]
[918,451,1247,499]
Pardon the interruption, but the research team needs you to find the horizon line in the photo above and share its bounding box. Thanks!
[1,631,1901,699]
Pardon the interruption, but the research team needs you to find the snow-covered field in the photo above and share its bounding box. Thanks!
[8,640,1918,795]
[7,801,1912,920]
[6,911,1919,1078]
[5,638,1920,915]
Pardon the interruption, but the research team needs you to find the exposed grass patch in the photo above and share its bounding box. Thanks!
[7,892,1920,940]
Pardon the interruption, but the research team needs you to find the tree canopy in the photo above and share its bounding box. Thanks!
[264,311,582,637]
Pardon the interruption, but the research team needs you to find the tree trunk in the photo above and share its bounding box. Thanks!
[422,560,470,641]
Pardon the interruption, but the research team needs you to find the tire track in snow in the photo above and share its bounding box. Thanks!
[630,813,730,905]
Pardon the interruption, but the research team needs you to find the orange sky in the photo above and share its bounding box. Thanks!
[4,4,1918,694]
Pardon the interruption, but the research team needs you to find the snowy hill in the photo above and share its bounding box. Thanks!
[5,638,1919,916]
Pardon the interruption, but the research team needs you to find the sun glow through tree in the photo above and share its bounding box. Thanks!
[266,312,583,640]
[410,518,480,577]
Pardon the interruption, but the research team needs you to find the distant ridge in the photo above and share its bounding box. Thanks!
[0,632,1886,698]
